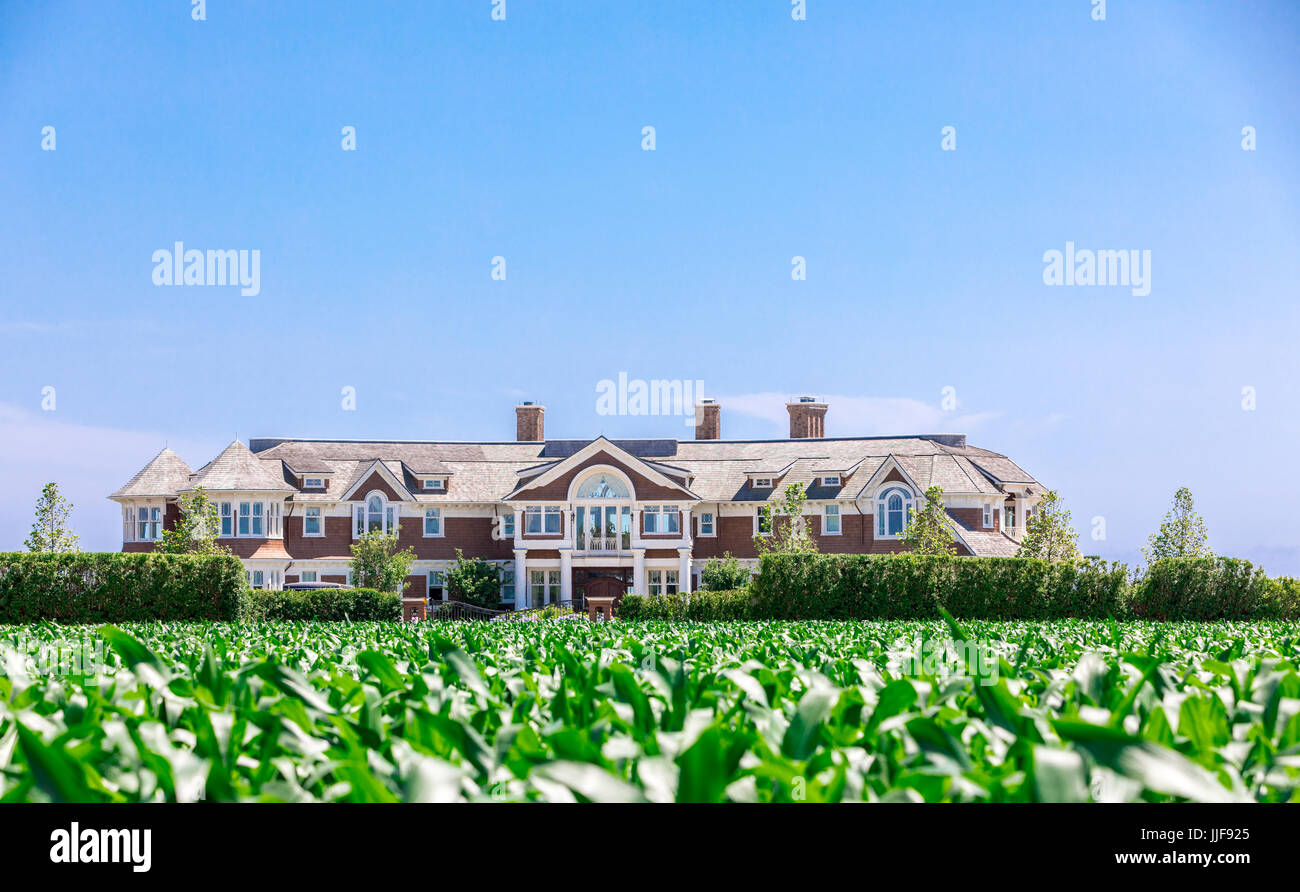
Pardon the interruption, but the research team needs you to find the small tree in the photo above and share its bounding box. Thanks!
[1016,489,1080,562]
[156,487,230,555]
[700,552,752,591]
[900,485,957,556]
[753,482,818,556]
[1143,486,1212,563]
[446,548,505,608]
[25,482,79,553]
[349,528,416,594]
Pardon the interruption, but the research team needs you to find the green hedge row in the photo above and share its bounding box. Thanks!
[748,553,1129,620]
[0,552,246,623]
[618,589,752,621]
[617,555,1300,622]
[244,588,401,622]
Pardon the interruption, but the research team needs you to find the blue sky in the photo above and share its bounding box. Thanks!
[1,0,1297,570]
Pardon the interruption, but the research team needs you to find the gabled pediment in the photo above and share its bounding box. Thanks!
[506,437,699,501]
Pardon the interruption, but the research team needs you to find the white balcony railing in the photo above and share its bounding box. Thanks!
[576,535,630,554]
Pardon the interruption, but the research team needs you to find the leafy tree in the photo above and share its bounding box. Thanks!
[25,482,79,553]
[446,548,505,608]
[156,487,230,555]
[1016,489,1080,562]
[1143,486,1212,563]
[349,528,415,594]
[753,482,818,556]
[700,552,752,591]
[900,485,957,555]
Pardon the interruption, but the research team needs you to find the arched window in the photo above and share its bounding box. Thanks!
[876,486,913,538]
[355,492,396,537]
[574,471,631,500]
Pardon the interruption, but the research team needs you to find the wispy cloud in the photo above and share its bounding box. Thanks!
[716,392,1002,437]
[0,403,218,551]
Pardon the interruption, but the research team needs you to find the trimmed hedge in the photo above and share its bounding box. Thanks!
[618,589,751,621]
[0,552,246,623]
[244,588,401,622]
[1127,557,1283,621]
[749,553,1129,620]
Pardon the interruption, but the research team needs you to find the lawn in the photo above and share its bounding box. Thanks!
[1,618,1298,802]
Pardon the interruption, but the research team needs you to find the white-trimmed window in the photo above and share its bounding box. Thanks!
[698,512,715,536]
[354,493,397,537]
[525,506,561,534]
[502,514,515,537]
[122,506,133,542]
[643,505,680,534]
[303,506,323,536]
[219,502,233,537]
[823,504,841,535]
[135,506,162,541]
[755,506,772,536]
[428,570,445,601]
[300,570,317,583]
[248,569,265,589]
[752,477,773,489]
[423,507,443,536]
[236,501,265,537]
[268,501,282,538]
[822,475,841,487]
[303,477,324,489]
[648,569,680,597]
[529,569,561,606]
[422,478,444,491]
[500,567,515,603]
[876,487,913,538]
[1004,504,1016,532]
[983,504,994,529]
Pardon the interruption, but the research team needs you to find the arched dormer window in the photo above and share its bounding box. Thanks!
[354,492,397,538]
[577,470,631,499]
[876,486,914,538]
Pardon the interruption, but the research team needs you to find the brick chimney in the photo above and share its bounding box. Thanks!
[786,396,827,439]
[695,399,721,440]
[516,402,545,441]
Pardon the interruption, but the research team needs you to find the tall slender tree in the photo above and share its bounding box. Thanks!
[1143,486,1212,563]
[1016,489,1080,562]
[25,482,79,553]
[901,485,958,555]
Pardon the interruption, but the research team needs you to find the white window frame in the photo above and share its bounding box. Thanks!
[248,569,265,589]
[423,507,443,537]
[237,501,266,537]
[643,505,679,535]
[754,506,772,536]
[422,478,445,491]
[136,505,162,541]
[122,506,134,542]
[698,511,715,537]
[823,504,841,535]
[648,569,664,597]
[354,492,398,538]
[875,487,913,539]
[303,477,324,489]
[822,475,840,487]
[983,504,994,529]
[219,501,233,537]
[268,501,282,538]
[428,570,446,602]
[499,566,515,604]
[303,506,323,537]
[752,477,773,489]
[1004,504,1016,531]
[526,506,561,535]
[300,570,318,583]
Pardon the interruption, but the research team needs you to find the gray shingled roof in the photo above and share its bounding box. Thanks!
[237,435,1040,504]
[181,441,297,493]
[110,448,194,499]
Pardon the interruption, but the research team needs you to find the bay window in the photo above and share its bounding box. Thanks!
[136,506,161,541]
[220,502,233,537]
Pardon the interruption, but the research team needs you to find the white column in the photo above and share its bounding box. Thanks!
[560,549,573,604]
[633,549,646,594]
[513,548,527,610]
[677,548,692,594]
[512,507,523,548]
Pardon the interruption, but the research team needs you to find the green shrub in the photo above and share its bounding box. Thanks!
[750,553,1128,620]
[0,552,246,623]
[1126,557,1277,621]
[244,588,401,622]
[617,589,751,621]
